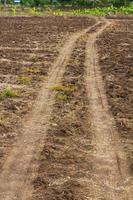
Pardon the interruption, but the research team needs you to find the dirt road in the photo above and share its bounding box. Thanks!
[0,21,99,200]
[85,21,133,199]
[0,18,132,200]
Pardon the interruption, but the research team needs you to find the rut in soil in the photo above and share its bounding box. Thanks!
[0,19,132,200]
[85,21,133,200]
[0,22,99,200]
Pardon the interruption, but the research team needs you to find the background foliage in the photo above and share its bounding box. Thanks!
[1,0,133,7]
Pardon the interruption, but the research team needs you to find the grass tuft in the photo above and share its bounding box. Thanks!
[18,76,32,84]
[0,88,19,100]
[23,67,41,74]
[49,84,77,93]
[0,116,7,126]
[56,93,67,101]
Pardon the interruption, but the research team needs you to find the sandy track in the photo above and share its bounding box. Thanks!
[85,21,133,199]
[0,18,131,200]
[0,21,100,200]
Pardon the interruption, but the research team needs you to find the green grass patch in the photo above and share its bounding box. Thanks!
[0,5,133,16]
[23,67,41,74]
[0,88,19,100]
[49,84,77,92]
[56,93,67,101]
[18,76,32,84]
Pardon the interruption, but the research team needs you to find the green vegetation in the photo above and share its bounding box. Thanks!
[0,88,19,100]
[71,5,133,15]
[0,5,132,16]
[23,67,41,74]
[49,84,77,92]
[50,84,77,101]
[11,5,17,16]
[0,116,7,126]
[18,76,32,84]
[1,0,132,7]
[56,93,67,101]
[0,0,133,16]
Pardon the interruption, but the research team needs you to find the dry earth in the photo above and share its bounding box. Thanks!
[0,16,95,169]
[0,16,132,200]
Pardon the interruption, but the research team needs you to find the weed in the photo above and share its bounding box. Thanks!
[53,9,63,16]
[72,5,133,16]
[18,76,32,84]
[0,88,18,100]
[49,84,77,92]
[23,67,40,74]
[30,7,36,15]
[80,35,87,42]
[56,93,67,101]
[0,5,133,17]
[29,7,42,16]
[0,116,7,126]
[39,76,47,81]
[11,6,17,16]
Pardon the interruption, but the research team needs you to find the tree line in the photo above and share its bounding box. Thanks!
[1,0,133,7]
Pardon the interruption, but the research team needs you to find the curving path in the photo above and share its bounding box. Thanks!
[0,18,132,200]
[85,20,133,200]
[0,20,100,200]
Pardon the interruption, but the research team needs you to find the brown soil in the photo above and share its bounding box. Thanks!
[0,16,97,200]
[31,20,133,200]
[0,16,132,200]
[0,16,95,170]
[97,20,133,175]
[85,20,132,200]
[30,18,132,199]
[31,31,93,200]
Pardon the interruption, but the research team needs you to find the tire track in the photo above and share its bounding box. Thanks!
[85,21,133,200]
[0,20,100,200]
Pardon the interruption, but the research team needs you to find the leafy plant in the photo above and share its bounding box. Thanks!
[11,6,17,16]
[71,5,133,16]
[53,9,63,16]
